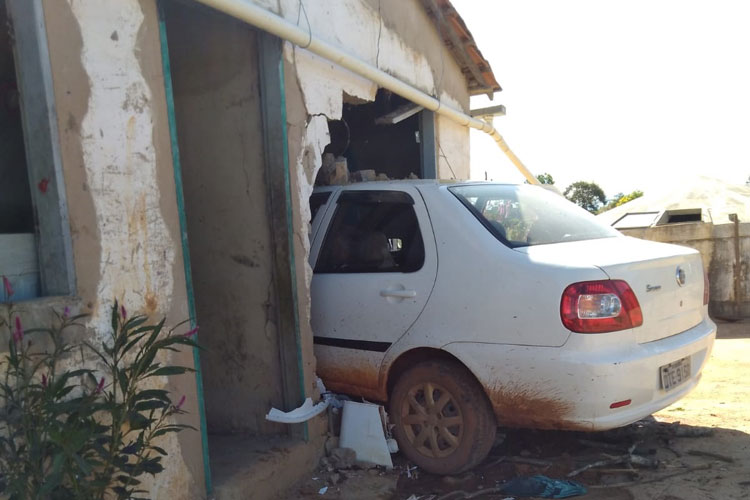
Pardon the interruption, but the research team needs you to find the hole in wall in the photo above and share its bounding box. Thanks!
[316,89,424,186]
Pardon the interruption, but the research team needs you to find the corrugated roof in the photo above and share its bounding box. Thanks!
[420,0,501,98]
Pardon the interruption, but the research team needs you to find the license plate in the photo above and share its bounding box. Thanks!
[660,356,691,391]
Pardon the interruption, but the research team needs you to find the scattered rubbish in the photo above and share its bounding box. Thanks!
[589,463,712,489]
[266,377,333,423]
[339,400,393,468]
[499,475,587,498]
[482,455,553,469]
[436,487,506,500]
[567,443,658,477]
[386,438,399,454]
[405,464,418,479]
[265,397,329,423]
[687,449,735,463]
[670,423,714,438]
[318,485,328,495]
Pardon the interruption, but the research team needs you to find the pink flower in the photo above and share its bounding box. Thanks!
[2,276,13,298]
[175,395,186,410]
[12,316,23,344]
[95,377,105,394]
[62,306,70,319]
[42,374,48,387]
[183,326,199,338]
[120,305,127,319]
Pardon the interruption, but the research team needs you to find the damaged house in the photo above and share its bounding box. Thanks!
[0,0,506,497]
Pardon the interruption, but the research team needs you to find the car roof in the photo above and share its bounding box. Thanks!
[312,179,521,193]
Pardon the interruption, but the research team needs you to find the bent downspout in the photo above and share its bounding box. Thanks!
[193,0,539,185]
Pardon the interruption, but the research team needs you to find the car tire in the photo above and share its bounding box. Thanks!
[390,359,496,475]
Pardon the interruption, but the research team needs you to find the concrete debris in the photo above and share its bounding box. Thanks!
[350,169,377,182]
[318,153,350,186]
[316,154,427,186]
[327,447,357,470]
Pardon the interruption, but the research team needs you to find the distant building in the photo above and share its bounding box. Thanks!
[598,177,750,319]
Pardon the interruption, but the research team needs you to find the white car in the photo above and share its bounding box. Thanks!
[308,181,715,474]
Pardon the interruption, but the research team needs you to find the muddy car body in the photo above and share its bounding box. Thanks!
[309,180,716,474]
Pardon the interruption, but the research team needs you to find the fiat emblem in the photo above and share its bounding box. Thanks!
[676,266,686,286]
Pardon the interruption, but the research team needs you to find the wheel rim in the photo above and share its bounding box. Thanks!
[400,382,464,458]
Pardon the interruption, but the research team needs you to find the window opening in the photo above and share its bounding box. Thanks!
[315,191,424,273]
[0,2,37,301]
[657,209,702,225]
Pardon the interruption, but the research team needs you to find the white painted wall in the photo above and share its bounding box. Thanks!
[65,1,194,497]
[69,0,175,337]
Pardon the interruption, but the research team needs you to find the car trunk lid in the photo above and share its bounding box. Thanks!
[516,236,705,343]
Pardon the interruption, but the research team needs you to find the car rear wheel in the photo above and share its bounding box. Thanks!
[390,359,496,475]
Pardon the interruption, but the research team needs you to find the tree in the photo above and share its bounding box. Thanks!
[536,172,555,185]
[600,189,644,212]
[524,172,555,185]
[563,181,606,213]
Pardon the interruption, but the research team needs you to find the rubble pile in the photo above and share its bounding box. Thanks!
[316,153,418,186]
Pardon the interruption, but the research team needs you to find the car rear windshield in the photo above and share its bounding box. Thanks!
[449,184,620,248]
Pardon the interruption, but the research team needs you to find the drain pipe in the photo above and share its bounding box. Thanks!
[193,0,539,185]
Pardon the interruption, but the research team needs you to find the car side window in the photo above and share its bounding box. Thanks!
[315,191,425,274]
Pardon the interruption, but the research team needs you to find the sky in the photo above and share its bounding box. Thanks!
[451,0,750,199]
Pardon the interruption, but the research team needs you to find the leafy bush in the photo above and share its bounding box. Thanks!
[0,294,199,499]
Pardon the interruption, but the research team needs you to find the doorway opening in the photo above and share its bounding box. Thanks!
[161,1,305,494]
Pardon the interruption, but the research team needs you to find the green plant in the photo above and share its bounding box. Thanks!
[0,290,199,499]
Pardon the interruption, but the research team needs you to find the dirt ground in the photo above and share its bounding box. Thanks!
[287,319,750,500]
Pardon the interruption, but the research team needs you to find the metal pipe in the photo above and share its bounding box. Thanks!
[193,0,539,185]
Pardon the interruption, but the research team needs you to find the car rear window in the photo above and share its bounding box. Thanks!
[449,184,620,248]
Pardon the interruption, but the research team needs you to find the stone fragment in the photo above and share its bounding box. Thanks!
[329,447,357,470]
[351,169,377,182]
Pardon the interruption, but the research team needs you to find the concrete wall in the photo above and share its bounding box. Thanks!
[163,2,287,436]
[621,221,750,319]
[0,1,206,497]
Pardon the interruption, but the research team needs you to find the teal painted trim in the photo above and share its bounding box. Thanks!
[156,3,212,494]
[276,46,309,442]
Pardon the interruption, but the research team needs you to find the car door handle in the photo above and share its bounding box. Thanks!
[380,289,417,298]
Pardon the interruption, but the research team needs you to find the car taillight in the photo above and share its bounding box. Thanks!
[703,270,709,306]
[561,280,643,333]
